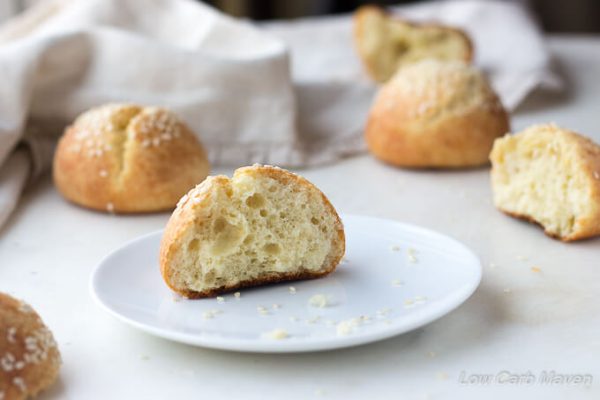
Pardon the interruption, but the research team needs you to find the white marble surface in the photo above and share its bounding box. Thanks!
[1,36,599,399]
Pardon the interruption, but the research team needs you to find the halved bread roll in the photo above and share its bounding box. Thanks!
[353,5,473,83]
[159,165,346,298]
[490,124,600,241]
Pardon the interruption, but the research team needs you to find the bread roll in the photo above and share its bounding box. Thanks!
[53,104,210,213]
[490,124,600,241]
[353,5,473,83]
[365,60,509,168]
[160,165,345,298]
[0,293,61,400]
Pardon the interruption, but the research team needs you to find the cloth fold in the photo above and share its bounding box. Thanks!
[0,0,561,228]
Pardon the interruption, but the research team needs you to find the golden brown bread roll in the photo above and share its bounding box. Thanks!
[53,104,210,213]
[0,293,61,400]
[365,59,509,168]
[353,5,473,83]
[490,124,600,241]
[160,164,345,299]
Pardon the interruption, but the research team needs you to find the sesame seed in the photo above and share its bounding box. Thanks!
[288,286,296,294]
[390,245,401,251]
[141,139,151,147]
[216,296,225,303]
[13,377,26,392]
[272,303,280,310]
[99,169,108,178]
[161,133,172,141]
[516,255,528,261]
[531,266,542,273]
[289,316,300,322]
[106,202,115,213]
[503,288,512,294]
[594,171,600,180]
[234,292,241,299]
[18,302,33,314]
[7,327,16,343]
[152,138,160,146]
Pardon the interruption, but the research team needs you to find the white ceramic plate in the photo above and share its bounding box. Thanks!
[91,214,481,353]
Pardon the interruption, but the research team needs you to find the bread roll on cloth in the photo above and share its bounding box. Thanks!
[53,104,210,213]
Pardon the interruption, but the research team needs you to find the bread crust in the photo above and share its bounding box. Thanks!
[491,126,600,241]
[353,5,474,83]
[0,293,61,400]
[53,104,210,213]
[365,60,509,168]
[159,165,346,299]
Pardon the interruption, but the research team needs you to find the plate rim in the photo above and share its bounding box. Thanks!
[90,214,482,353]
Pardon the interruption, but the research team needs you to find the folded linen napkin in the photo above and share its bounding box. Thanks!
[0,0,560,228]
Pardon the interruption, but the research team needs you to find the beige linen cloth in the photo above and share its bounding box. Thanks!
[0,0,561,228]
